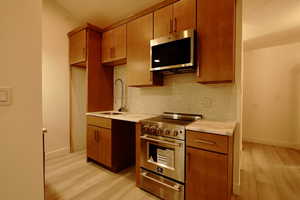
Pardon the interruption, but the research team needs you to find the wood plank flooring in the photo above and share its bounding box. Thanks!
[45,142,300,200]
[236,142,300,200]
[45,152,158,200]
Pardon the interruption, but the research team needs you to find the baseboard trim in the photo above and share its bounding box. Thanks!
[46,147,70,159]
[233,182,240,195]
[243,137,300,150]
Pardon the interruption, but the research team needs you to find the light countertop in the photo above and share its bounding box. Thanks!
[186,120,237,136]
[86,111,157,123]
[87,111,236,136]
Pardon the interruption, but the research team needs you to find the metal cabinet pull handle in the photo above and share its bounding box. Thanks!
[141,172,181,192]
[140,135,181,147]
[97,130,100,142]
[82,47,86,60]
[195,139,216,145]
[186,152,191,184]
[169,19,173,33]
[174,17,177,32]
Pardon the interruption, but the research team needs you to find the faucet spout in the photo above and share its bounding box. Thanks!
[114,78,127,112]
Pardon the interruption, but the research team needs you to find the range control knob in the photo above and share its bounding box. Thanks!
[156,128,163,135]
[165,129,171,136]
[173,130,179,137]
[150,126,157,134]
[142,125,150,132]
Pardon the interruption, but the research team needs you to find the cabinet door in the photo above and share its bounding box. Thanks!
[102,29,113,63]
[102,25,126,64]
[173,0,196,32]
[98,127,112,167]
[197,0,235,83]
[69,29,86,65]
[87,126,98,161]
[154,5,173,38]
[127,13,157,87]
[186,147,228,200]
[113,24,126,60]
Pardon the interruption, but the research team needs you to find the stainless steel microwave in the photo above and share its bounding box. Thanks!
[150,29,195,72]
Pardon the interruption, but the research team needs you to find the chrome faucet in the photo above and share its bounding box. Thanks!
[114,78,127,112]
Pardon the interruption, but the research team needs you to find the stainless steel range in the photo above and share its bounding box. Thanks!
[139,112,203,200]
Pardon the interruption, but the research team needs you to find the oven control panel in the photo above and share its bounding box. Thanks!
[141,122,185,140]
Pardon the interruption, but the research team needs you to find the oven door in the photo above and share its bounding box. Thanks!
[140,134,185,182]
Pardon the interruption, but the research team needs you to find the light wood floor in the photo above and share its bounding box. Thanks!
[45,152,158,200]
[236,142,300,200]
[45,143,300,200]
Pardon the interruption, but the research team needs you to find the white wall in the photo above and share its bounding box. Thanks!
[243,41,300,149]
[42,0,81,155]
[0,0,44,199]
[233,0,243,194]
[70,67,87,151]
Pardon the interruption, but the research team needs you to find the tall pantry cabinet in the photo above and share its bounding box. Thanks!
[68,24,113,152]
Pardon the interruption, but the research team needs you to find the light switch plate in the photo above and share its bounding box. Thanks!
[0,87,12,106]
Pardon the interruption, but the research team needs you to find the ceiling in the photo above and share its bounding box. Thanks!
[55,0,164,28]
[244,0,300,40]
[54,0,300,40]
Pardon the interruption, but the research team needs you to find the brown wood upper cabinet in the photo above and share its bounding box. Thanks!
[173,0,196,32]
[154,0,196,38]
[127,13,162,87]
[102,24,126,66]
[197,0,235,83]
[69,29,86,65]
[154,5,173,38]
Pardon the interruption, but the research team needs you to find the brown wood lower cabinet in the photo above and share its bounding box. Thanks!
[186,147,228,200]
[87,125,100,162]
[186,131,233,200]
[87,116,135,172]
[87,125,112,167]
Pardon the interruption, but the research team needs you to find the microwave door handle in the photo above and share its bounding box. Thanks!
[141,172,181,192]
[140,135,181,147]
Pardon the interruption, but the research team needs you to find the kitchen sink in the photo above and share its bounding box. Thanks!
[101,112,123,115]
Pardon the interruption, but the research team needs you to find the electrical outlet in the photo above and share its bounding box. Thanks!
[200,97,213,108]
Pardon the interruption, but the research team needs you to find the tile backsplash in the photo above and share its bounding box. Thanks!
[114,66,237,121]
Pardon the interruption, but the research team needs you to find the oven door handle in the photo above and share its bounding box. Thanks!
[141,172,181,192]
[140,135,181,147]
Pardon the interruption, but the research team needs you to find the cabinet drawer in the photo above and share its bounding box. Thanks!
[186,131,228,154]
[87,116,111,129]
